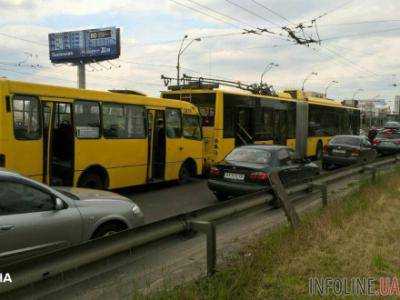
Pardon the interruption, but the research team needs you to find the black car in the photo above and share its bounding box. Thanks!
[207,145,319,201]
[322,135,377,170]
[373,129,400,155]
[383,121,400,130]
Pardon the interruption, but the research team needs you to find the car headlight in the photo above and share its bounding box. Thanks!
[131,204,142,215]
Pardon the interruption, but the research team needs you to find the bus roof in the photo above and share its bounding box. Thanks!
[0,78,199,113]
[162,87,359,110]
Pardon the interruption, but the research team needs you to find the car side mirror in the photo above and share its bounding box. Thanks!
[55,198,65,210]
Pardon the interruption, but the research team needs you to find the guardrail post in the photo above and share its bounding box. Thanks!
[269,172,301,229]
[363,165,377,182]
[312,183,328,207]
[189,221,216,276]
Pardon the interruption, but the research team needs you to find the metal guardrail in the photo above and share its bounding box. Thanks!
[0,155,398,296]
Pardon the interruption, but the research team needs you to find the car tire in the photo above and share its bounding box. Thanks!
[91,222,127,239]
[79,173,105,190]
[215,192,229,201]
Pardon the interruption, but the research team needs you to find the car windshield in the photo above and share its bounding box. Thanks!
[225,148,271,164]
[330,136,360,146]
[55,189,80,200]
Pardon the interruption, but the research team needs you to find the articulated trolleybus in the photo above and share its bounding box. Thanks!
[0,79,203,189]
[161,76,360,168]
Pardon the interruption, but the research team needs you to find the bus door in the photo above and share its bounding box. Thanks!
[273,110,288,145]
[235,107,253,145]
[42,101,74,186]
[147,109,166,181]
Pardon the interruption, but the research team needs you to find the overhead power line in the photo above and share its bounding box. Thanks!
[168,0,242,29]
[184,0,255,29]
[224,0,281,28]
[250,0,296,26]
[322,26,400,41]
[313,0,357,21]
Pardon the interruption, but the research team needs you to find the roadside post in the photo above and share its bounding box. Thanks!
[312,183,328,207]
[189,221,217,276]
[269,172,301,229]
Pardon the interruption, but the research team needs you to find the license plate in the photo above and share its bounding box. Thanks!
[224,172,245,181]
[332,149,346,154]
[381,141,392,145]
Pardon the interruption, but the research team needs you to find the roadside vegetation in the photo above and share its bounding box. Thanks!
[143,167,400,299]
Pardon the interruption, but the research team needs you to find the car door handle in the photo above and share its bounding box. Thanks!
[0,225,15,231]
[179,147,184,151]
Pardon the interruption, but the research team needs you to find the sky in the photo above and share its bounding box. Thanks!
[0,0,400,104]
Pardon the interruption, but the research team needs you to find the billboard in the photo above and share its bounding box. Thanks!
[49,27,120,63]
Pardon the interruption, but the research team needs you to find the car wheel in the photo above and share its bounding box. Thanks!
[79,173,105,190]
[92,222,127,239]
[215,192,229,201]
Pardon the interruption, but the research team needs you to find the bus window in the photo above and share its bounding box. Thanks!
[125,105,146,138]
[12,95,41,140]
[183,115,202,140]
[74,101,100,139]
[103,103,146,139]
[165,108,182,138]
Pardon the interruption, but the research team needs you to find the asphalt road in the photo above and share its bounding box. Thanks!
[118,179,216,224]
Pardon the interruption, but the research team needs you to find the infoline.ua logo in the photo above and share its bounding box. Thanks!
[0,273,12,283]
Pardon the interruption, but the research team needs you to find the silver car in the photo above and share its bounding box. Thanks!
[0,169,144,265]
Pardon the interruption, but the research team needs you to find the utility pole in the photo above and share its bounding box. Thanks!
[77,61,86,89]
[176,35,201,87]
[260,62,279,86]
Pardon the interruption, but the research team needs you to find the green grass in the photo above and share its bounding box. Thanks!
[139,169,400,300]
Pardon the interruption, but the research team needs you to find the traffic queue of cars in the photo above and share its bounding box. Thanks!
[207,123,400,201]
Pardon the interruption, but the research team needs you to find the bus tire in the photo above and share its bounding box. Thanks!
[78,173,105,190]
[178,159,197,184]
[316,141,323,161]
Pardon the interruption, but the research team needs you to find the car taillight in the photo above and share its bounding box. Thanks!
[209,167,221,177]
[323,144,329,154]
[249,171,269,182]
[351,149,360,156]
[395,140,400,145]
[372,139,381,145]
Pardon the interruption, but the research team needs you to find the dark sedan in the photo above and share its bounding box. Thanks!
[322,135,377,170]
[207,145,319,201]
[373,129,400,155]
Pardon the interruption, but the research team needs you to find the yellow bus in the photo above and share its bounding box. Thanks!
[0,79,203,189]
[161,82,360,168]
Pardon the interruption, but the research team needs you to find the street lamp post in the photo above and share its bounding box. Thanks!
[324,80,338,98]
[260,62,279,86]
[302,71,318,92]
[176,35,201,87]
[352,88,364,100]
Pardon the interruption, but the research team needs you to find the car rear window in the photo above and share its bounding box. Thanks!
[330,136,360,146]
[225,148,271,164]
[376,131,400,139]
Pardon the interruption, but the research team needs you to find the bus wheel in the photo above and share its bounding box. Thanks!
[178,163,193,184]
[78,173,105,190]
[316,141,323,161]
